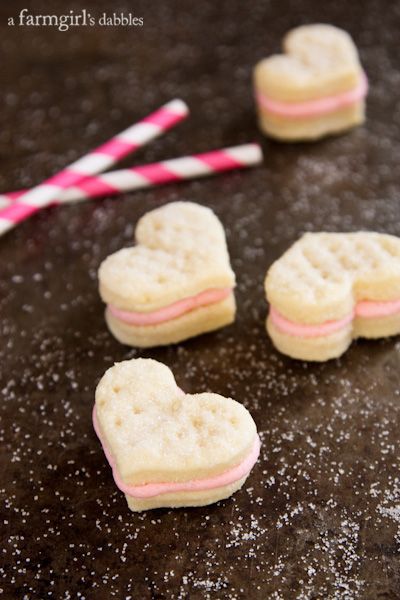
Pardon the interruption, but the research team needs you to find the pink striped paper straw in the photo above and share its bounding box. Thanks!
[0,191,22,209]
[0,144,262,223]
[0,99,188,236]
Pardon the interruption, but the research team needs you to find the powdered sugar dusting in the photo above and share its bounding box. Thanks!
[1,0,400,598]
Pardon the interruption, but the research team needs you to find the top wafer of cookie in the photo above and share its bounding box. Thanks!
[99,202,235,312]
[256,24,361,102]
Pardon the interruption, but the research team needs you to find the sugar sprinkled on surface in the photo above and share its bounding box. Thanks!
[1,0,400,598]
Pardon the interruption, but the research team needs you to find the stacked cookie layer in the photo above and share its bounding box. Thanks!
[94,359,260,511]
[265,232,400,361]
[254,24,367,141]
[99,202,236,347]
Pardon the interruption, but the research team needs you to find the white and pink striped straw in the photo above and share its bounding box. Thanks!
[0,99,188,236]
[0,144,262,235]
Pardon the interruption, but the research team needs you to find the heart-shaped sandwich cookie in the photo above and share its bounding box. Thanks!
[254,24,367,141]
[98,202,236,347]
[93,359,260,511]
[265,232,400,361]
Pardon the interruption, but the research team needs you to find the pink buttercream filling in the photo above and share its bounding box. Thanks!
[270,296,400,338]
[108,287,232,326]
[93,406,260,499]
[257,71,368,118]
[355,297,400,318]
[270,306,354,338]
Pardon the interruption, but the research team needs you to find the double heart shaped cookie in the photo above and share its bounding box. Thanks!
[98,202,236,347]
[265,232,400,361]
[254,24,367,141]
[93,359,260,511]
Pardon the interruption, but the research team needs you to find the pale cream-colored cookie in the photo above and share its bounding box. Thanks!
[258,103,364,142]
[254,24,367,141]
[265,232,400,361]
[93,358,260,512]
[98,202,236,347]
[105,294,235,348]
[266,318,353,362]
[125,477,248,512]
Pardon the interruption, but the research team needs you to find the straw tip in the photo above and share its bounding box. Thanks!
[166,98,190,116]
[233,143,264,164]
[250,143,264,164]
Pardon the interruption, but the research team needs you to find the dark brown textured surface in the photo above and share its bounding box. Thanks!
[1,1,400,598]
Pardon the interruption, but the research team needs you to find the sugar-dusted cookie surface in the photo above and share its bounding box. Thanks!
[257,24,360,102]
[94,359,260,511]
[254,24,367,141]
[265,232,400,361]
[99,201,235,312]
[98,202,236,347]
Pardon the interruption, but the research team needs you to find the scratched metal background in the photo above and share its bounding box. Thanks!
[1,1,400,598]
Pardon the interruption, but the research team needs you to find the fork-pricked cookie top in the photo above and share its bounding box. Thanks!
[265,232,400,360]
[98,202,236,348]
[99,202,235,312]
[256,24,361,102]
[93,359,260,511]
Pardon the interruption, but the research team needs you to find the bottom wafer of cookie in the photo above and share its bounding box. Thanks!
[105,294,235,348]
[257,102,365,142]
[124,476,249,512]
